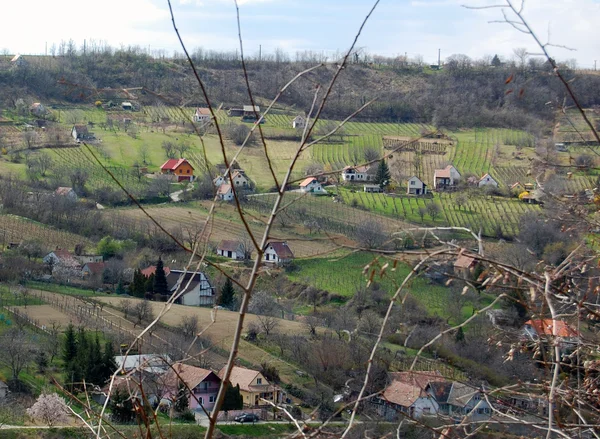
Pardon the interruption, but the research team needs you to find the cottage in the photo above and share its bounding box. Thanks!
[453,254,478,278]
[0,381,7,400]
[341,165,374,182]
[121,102,133,110]
[114,354,172,374]
[81,262,105,280]
[374,371,445,420]
[299,177,326,194]
[218,366,280,407]
[217,184,234,201]
[43,249,75,265]
[292,115,306,129]
[407,176,427,196]
[167,270,215,306]
[227,108,244,117]
[75,254,103,265]
[363,184,383,193]
[10,54,26,67]
[521,319,580,350]
[55,187,78,200]
[160,158,195,182]
[242,105,261,121]
[433,165,461,189]
[478,173,498,188]
[29,103,47,117]
[263,241,294,265]
[164,363,221,411]
[217,240,249,260]
[193,107,211,123]
[71,125,92,141]
[427,382,493,421]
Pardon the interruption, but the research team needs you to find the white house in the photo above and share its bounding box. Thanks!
[217,184,234,201]
[299,177,326,194]
[342,165,373,182]
[193,108,211,123]
[407,176,427,196]
[292,115,306,129]
[71,125,91,141]
[214,170,250,189]
[43,249,75,265]
[55,187,78,201]
[364,184,383,193]
[167,270,215,306]
[374,372,445,420]
[427,381,494,421]
[433,165,461,189]
[478,173,498,188]
[74,254,103,265]
[263,241,294,265]
[217,240,248,260]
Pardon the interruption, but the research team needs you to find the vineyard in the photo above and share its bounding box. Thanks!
[0,214,93,249]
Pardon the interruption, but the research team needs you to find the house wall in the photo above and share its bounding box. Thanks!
[412,397,439,418]
[301,181,324,193]
[478,177,498,188]
[464,397,493,421]
[217,249,238,259]
[220,191,234,201]
[0,385,6,399]
[263,247,280,263]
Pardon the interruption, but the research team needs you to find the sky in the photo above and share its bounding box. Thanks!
[2,0,599,68]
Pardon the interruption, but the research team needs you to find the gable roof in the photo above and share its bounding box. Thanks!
[164,363,219,390]
[525,319,579,338]
[160,158,193,171]
[243,105,260,113]
[408,176,426,185]
[83,262,105,275]
[195,108,211,116]
[391,371,445,390]
[55,187,75,196]
[114,354,172,374]
[479,173,496,183]
[429,381,480,408]
[299,177,317,187]
[454,255,477,269]
[382,371,445,408]
[434,165,457,179]
[218,366,262,392]
[217,184,232,195]
[72,124,89,135]
[166,270,213,297]
[141,265,171,278]
[266,241,294,259]
[231,170,247,180]
[49,249,74,260]
[218,240,242,253]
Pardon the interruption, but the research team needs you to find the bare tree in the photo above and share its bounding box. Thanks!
[179,315,199,339]
[132,300,154,328]
[0,328,35,385]
[256,315,279,336]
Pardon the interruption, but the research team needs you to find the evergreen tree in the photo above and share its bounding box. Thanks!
[110,387,135,423]
[87,334,103,385]
[101,341,117,383]
[375,159,391,189]
[62,323,77,366]
[455,326,465,344]
[115,279,126,295]
[491,54,502,67]
[174,380,189,413]
[153,258,169,296]
[219,277,235,308]
[144,273,155,294]
[222,382,243,412]
[129,269,146,298]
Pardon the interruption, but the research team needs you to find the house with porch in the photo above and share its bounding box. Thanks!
[407,176,427,196]
[166,270,215,306]
[217,240,248,260]
[433,165,461,189]
[193,108,211,123]
[164,363,221,412]
[160,158,195,182]
[299,177,326,194]
[263,241,294,265]
[218,366,280,407]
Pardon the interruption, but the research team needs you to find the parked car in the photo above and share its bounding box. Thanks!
[234,413,259,423]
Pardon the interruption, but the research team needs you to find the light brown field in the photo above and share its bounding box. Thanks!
[11,304,75,326]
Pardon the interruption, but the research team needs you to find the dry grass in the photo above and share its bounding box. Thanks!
[12,304,75,326]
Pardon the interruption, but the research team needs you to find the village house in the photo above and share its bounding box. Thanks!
[214,170,250,189]
[193,107,211,123]
[299,177,326,194]
[263,241,294,265]
[55,187,78,201]
[521,319,580,352]
[433,165,461,190]
[241,105,261,121]
[341,165,374,182]
[43,249,76,266]
[71,124,92,141]
[29,103,48,117]
[217,184,234,201]
[373,371,445,420]
[364,184,383,193]
[164,363,221,411]
[292,115,306,129]
[166,269,215,306]
[114,354,172,374]
[81,262,105,281]
[407,176,427,196]
[478,173,499,188]
[453,254,479,278]
[217,240,248,260]
[74,254,103,265]
[427,381,494,421]
[218,366,280,407]
[160,158,195,182]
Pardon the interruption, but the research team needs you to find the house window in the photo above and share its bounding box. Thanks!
[186,169,190,174]
[209,396,215,403]
[199,397,203,405]
[477,408,484,414]
[411,181,415,185]
[265,254,270,261]
[422,407,430,414]
[257,378,262,384]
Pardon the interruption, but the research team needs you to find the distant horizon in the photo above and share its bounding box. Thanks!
[2,0,599,69]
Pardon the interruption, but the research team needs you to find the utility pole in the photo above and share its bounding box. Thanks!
[438,49,441,68]
[595,60,597,71]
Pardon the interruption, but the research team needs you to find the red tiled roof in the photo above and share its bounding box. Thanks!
[265,241,294,259]
[217,184,232,195]
[382,371,445,408]
[525,319,579,338]
[55,187,74,196]
[83,262,105,275]
[299,177,317,187]
[454,255,476,269]
[141,265,171,278]
[52,249,74,260]
[164,363,218,390]
[218,366,261,392]
[196,108,211,115]
[160,158,193,171]
[434,165,454,179]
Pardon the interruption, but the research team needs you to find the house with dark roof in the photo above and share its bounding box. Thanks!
[82,262,105,280]
[427,381,494,421]
[433,165,461,189]
[263,241,294,265]
[218,366,280,407]
[160,158,194,182]
[164,363,221,411]
[217,240,249,260]
[373,371,446,420]
[299,177,326,194]
[71,124,92,141]
[166,270,215,306]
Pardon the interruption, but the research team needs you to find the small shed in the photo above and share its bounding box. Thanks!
[478,173,498,188]
[364,184,382,193]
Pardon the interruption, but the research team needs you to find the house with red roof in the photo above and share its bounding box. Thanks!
[299,177,326,194]
[193,108,211,123]
[141,265,171,278]
[218,365,280,407]
[43,249,75,265]
[522,319,580,350]
[163,363,221,411]
[217,184,234,201]
[433,165,461,190]
[82,262,105,279]
[160,158,194,182]
[263,241,294,265]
